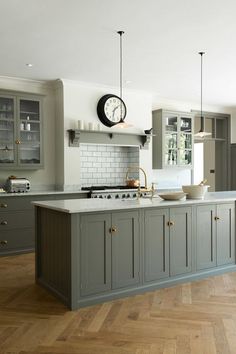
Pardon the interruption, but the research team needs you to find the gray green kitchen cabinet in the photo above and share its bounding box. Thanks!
[169,207,192,276]
[216,203,235,266]
[196,203,235,270]
[80,213,112,296]
[112,211,140,289]
[144,206,192,282]
[196,204,216,270]
[0,192,87,256]
[80,210,140,297]
[144,208,169,282]
[0,91,44,169]
[152,109,194,169]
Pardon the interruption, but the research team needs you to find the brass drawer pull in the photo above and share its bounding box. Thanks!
[0,221,7,225]
[0,203,7,208]
[167,221,174,226]
[214,216,220,221]
[15,139,21,145]
[0,240,8,246]
[110,226,117,234]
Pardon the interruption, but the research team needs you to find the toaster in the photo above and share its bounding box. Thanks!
[5,177,30,193]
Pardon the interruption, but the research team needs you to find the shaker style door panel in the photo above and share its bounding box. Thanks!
[196,205,216,270]
[111,211,140,289]
[80,214,112,296]
[217,203,235,266]
[144,208,169,282]
[169,207,192,276]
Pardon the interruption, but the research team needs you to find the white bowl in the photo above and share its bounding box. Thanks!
[158,192,187,201]
[182,185,210,199]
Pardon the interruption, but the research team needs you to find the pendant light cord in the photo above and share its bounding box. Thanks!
[117,31,124,121]
[199,51,205,131]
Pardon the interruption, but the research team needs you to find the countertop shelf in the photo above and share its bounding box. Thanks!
[68,129,151,149]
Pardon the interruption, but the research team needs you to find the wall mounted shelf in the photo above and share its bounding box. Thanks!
[68,129,151,149]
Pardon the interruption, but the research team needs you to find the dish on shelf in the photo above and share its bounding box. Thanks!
[158,192,187,201]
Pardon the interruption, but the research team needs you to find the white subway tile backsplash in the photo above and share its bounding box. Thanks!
[80,144,139,187]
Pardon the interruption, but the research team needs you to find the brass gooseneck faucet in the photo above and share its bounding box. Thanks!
[125,166,154,198]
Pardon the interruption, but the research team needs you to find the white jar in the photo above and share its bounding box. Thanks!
[78,120,84,130]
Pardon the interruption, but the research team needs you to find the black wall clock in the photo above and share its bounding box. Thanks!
[97,94,127,127]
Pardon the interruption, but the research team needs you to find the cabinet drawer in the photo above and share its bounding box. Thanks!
[0,228,34,254]
[0,210,34,230]
[0,197,33,211]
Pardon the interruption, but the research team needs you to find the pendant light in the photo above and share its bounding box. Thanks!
[194,52,211,138]
[115,30,132,128]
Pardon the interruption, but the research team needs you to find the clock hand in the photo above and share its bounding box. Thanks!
[112,105,119,118]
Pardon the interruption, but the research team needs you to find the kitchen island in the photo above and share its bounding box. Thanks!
[34,191,236,310]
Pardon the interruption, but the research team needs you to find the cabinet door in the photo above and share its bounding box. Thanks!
[217,203,235,266]
[144,209,169,282]
[18,97,43,167]
[196,205,216,270]
[169,207,192,276]
[112,211,140,289]
[0,95,16,166]
[80,214,111,296]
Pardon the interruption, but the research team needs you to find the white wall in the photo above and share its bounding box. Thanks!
[0,76,56,190]
[60,79,153,190]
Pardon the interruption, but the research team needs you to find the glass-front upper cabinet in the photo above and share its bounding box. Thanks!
[152,109,193,169]
[0,92,43,169]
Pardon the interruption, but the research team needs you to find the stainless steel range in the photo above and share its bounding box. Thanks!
[81,186,147,199]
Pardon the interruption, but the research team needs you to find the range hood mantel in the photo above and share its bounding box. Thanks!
[68,129,150,149]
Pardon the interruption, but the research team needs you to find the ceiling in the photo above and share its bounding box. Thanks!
[1,0,236,107]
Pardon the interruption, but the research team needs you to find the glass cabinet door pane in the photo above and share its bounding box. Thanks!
[0,97,15,164]
[179,150,192,165]
[180,117,192,132]
[165,150,177,166]
[165,132,177,149]
[180,133,192,149]
[165,116,177,132]
[19,99,40,164]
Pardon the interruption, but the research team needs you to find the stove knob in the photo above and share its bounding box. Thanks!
[107,195,111,199]
[133,193,136,198]
[122,194,126,199]
[127,194,130,198]
[94,195,98,198]
[99,195,103,199]
[115,194,119,199]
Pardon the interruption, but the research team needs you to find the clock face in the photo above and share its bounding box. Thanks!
[97,94,127,127]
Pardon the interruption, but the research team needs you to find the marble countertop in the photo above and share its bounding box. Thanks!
[0,190,88,197]
[32,191,236,214]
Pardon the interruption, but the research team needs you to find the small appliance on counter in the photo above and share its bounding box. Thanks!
[4,176,30,193]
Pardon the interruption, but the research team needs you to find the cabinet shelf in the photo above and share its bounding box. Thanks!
[20,111,39,115]
[68,129,151,149]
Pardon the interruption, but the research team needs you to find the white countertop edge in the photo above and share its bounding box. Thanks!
[0,190,89,197]
[32,192,236,214]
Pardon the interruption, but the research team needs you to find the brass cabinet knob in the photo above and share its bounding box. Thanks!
[0,240,8,246]
[110,226,117,233]
[167,221,174,226]
[214,216,220,220]
[0,221,7,225]
[15,139,21,145]
[0,203,7,208]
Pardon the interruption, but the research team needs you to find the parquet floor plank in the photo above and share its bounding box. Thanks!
[1,253,236,354]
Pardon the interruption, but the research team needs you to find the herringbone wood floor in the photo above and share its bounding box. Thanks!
[1,254,236,353]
